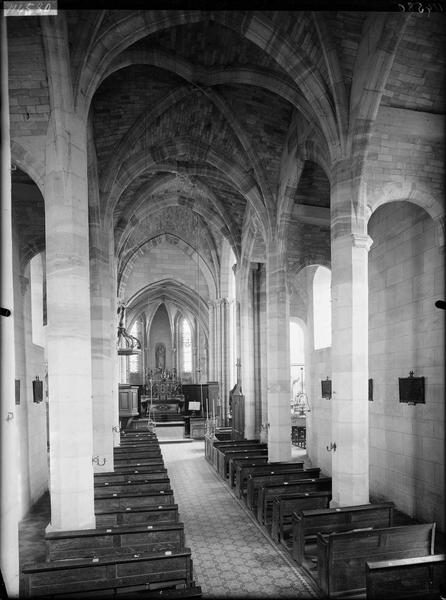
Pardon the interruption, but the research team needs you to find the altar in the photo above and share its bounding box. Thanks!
[141,369,185,422]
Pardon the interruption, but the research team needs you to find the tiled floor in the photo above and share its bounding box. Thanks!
[161,441,319,599]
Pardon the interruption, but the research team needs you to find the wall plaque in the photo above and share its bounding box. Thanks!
[321,377,332,399]
[399,371,425,405]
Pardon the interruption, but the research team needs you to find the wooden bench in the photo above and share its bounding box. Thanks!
[270,491,332,545]
[94,478,171,496]
[291,502,395,565]
[209,440,261,469]
[114,457,164,468]
[46,523,185,560]
[366,553,445,600]
[256,474,329,525]
[217,447,268,479]
[94,467,168,484]
[228,457,269,488]
[114,459,164,471]
[211,440,262,470]
[94,489,174,511]
[114,449,163,460]
[95,504,180,528]
[23,548,195,598]
[245,468,321,511]
[317,522,436,598]
[234,462,304,499]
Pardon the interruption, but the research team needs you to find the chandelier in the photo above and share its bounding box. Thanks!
[117,304,141,356]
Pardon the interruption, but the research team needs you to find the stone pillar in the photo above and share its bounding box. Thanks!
[208,300,216,380]
[266,242,291,462]
[42,17,95,531]
[1,15,20,595]
[89,120,116,470]
[237,264,256,439]
[111,256,120,447]
[330,232,372,506]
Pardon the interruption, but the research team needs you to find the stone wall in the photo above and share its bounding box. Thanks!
[368,201,444,530]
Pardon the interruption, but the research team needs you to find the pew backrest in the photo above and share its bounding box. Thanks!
[235,462,304,498]
[270,491,332,543]
[246,468,321,510]
[291,502,395,564]
[365,553,445,600]
[256,474,329,523]
[317,522,436,598]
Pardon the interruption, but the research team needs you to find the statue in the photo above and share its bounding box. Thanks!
[155,343,166,370]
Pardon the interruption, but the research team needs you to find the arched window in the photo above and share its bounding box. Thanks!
[290,320,305,397]
[181,318,192,373]
[30,253,44,347]
[313,266,332,349]
[129,320,142,376]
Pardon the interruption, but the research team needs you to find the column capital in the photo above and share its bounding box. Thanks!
[351,233,373,251]
[333,233,373,252]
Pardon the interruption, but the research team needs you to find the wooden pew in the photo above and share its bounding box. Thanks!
[211,440,263,470]
[245,468,321,511]
[291,502,395,565]
[317,523,436,598]
[45,523,185,560]
[94,467,168,484]
[270,491,332,545]
[94,478,170,496]
[235,462,304,499]
[114,456,164,468]
[228,457,269,488]
[114,459,164,471]
[94,489,174,511]
[113,449,163,460]
[365,553,445,600]
[209,439,261,469]
[256,474,330,525]
[23,548,196,598]
[95,504,180,528]
[217,447,268,479]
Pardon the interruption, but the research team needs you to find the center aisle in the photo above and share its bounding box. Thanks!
[160,439,319,599]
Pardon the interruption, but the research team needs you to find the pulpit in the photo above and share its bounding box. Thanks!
[119,384,139,418]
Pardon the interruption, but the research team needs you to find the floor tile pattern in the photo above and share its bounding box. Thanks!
[161,441,320,599]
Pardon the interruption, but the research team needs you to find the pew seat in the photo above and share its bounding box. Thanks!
[94,489,174,511]
[45,523,185,560]
[23,548,195,598]
[95,504,180,528]
[317,522,436,598]
[228,457,269,488]
[365,553,445,600]
[94,468,168,484]
[113,459,164,471]
[94,478,171,496]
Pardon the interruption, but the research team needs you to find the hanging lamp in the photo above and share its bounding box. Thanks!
[117,304,141,356]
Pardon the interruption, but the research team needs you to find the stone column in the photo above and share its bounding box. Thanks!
[88,120,116,470]
[42,17,95,531]
[207,300,216,381]
[1,15,20,595]
[330,232,372,506]
[237,264,256,439]
[266,242,291,461]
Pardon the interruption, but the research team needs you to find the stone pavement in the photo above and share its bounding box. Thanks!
[161,440,320,599]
